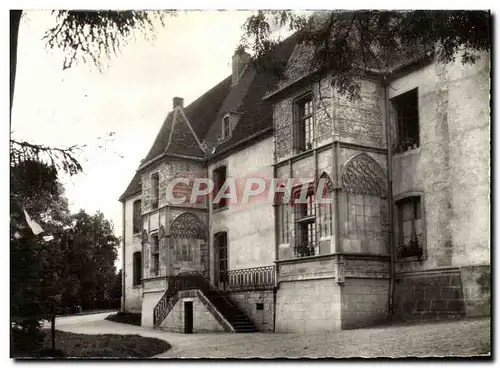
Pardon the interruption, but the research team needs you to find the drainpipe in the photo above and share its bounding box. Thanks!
[272,157,279,333]
[383,76,396,320]
[121,201,126,312]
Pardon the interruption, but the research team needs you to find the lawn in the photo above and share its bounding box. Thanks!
[15,330,171,358]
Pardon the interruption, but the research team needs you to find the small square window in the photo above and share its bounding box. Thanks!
[256,303,264,311]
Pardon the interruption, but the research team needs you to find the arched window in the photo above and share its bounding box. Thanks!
[133,252,142,286]
[341,154,387,252]
[318,172,333,238]
[222,115,231,139]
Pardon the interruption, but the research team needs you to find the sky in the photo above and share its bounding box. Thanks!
[11,10,255,268]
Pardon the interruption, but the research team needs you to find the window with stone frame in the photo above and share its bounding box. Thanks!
[133,251,142,286]
[275,188,290,245]
[396,196,424,259]
[317,173,333,238]
[294,186,316,257]
[392,88,420,153]
[222,115,231,139]
[214,232,228,285]
[151,173,159,210]
[132,200,142,234]
[150,233,160,276]
[295,94,314,152]
[212,166,228,210]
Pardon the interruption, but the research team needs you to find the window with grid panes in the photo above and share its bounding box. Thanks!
[294,189,316,257]
[133,251,142,286]
[151,233,160,276]
[151,173,159,210]
[215,232,228,285]
[296,96,313,152]
[347,194,382,236]
[133,200,142,234]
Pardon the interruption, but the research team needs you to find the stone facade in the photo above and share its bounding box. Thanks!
[121,42,490,333]
[161,290,227,333]
[226,290,274,332]
[276,278,342,333]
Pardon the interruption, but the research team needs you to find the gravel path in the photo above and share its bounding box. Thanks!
[56,313,490,358]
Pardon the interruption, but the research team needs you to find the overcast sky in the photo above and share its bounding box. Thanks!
[11,10,255,268]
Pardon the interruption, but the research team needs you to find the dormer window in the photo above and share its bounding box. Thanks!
[222,115,232,139]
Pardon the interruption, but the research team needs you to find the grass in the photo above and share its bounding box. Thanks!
[105,312,142,326]
[15,330,171,358]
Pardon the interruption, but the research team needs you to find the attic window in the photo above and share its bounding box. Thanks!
[222,116,232,139]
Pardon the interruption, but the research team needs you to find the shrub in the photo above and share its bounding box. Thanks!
[105,312,142,326]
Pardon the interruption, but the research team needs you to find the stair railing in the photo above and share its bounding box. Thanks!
[152,271,244,328]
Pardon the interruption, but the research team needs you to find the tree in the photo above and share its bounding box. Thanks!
[10,160,71,355]
[10,10,174,177]
[68,210,120,310]
[239,10,490,99]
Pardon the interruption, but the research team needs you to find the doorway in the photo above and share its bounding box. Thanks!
[184,301,193,334]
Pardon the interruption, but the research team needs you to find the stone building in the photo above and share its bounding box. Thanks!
[119,34,490,333]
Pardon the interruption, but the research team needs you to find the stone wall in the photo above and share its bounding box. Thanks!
[393,268,465,322]
[226,290,274,332]
[161,291,226,333]
[276,278,342,333]
[335,79,386,148]
[341,278,389,329]
[390,52,490,273]
[460,265,490,317]
[209,137,275,281]
[274,79,334,163]
[141,290,164,327]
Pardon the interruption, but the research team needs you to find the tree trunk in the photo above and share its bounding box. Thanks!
[51,311,56,350]
[10,10,22,118]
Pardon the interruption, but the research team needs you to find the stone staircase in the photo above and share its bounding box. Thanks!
[153,271,257,333]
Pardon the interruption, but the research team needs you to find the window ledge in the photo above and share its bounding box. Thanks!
[396,255,427,263]
[132,284,142,289]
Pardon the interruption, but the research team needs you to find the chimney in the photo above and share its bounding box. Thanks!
[232,49,251,85]
[173,97,184,109]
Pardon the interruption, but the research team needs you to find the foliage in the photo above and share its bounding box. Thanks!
[43,10,174,71]
[240,10,490,99]
[105,312,142,326]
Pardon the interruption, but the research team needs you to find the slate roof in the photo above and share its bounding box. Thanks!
[119,35,297,202]
[119,27,427,202]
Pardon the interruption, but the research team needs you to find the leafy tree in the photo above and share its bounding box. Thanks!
[68,210,120,310]
[10,160,70,354]
[239,10,490,99]
[10,10,173,176]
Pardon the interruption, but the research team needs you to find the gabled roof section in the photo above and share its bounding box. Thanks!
[203,35,299,156]
[119,34,297,202]
[119,171,142,202]
[141,76,232,164]
[165,108,205,157]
